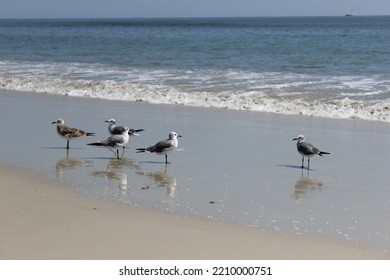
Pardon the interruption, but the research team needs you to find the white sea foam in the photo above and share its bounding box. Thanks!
[1,75,389,122]
[1,61,389,122]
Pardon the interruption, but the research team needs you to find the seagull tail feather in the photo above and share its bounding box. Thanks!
[136,148,146,153]
[86,132,95,136]
[87,142,103,146]
[319,151,330,156]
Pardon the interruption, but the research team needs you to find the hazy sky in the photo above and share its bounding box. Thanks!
[1,0,389,19]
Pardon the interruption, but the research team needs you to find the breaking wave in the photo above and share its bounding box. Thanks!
[1,61,389,122]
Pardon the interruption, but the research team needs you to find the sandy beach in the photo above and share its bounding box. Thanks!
[0,89,389,259]
[0,163,387,260]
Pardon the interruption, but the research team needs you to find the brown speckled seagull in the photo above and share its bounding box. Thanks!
[52,118,95,149]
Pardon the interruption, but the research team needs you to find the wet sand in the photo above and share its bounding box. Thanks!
[0,163,387,260]
[0,89,389,259]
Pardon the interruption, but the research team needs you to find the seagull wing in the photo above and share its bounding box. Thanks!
[102,134,126,147]
[149,139,174,153]
[111,125,126,135]
[298,142,320,156]
[60,125,87,138]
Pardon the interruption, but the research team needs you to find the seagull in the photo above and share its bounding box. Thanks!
[136,132,182,164]
[292,135,330,169]
[105,119,144,136]
[52,119,95,149]
[87,127,130,159]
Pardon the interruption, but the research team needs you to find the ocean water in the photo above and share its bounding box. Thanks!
[1,16,390,121]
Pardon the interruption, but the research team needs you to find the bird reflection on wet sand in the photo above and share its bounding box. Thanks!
[293,170,324,199]
[92,158,141,193]
[55,153,93,178]
[136,166,177,198]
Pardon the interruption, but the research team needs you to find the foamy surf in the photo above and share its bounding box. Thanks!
[1,74,389,122]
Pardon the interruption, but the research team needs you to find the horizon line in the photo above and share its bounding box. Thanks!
[1,14,390,21]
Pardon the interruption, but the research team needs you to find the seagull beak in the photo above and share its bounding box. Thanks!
[178,134,182,138]
[104,120,110,123]
[52,121,58,124]
[292,138,298,141]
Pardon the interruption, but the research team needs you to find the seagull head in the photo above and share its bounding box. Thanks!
[293,135,305,141]
[105,119,116,124]
[52,119,64,125]
[169,131,182,140]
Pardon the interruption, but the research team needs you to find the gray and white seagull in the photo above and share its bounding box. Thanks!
[52,118,95,149]
[136,132,182,164]
[292,134,330,169]
[105,118,144,136]
[88,127,130,159]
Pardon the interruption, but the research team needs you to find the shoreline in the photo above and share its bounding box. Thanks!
[1,88,389,125]
[0,163,387,260]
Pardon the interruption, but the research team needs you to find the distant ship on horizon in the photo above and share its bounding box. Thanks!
[345,13,354,16]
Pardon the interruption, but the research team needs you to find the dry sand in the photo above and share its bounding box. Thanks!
[0,163,387,260]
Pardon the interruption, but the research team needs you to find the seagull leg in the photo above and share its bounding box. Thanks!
[165,154,168,164]
[121,146,125,157]
[301,156,304,169]
[116,149,120,159]
[308,158,310,170]
[66,140,69,149]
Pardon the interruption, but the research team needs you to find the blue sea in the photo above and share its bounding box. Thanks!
[1,16,390,121]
